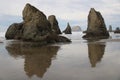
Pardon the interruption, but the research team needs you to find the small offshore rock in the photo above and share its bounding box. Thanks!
[63,23,72,34]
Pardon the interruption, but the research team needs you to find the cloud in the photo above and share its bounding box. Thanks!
[1,0,119,19]
[0,0,120,31]
[0,0,40,16]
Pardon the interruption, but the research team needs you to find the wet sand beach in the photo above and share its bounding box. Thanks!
[0,32,120,80]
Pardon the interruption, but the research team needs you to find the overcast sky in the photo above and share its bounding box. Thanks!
[0,0,120,31]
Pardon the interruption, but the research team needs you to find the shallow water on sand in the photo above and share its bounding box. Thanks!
[0,32,120,80]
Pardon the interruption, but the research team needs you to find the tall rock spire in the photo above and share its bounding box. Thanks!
[48,15,61,34]
[63,23,72,34]
[83,8,109,39]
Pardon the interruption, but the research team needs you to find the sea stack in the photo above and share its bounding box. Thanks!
[5,3,71,44]
[48,15,61,34]
[63,23,72,34]
[82,8,109,39]
[72,26,81,32]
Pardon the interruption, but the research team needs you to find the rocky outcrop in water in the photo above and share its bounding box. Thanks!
[63,23,72,34]
[72,26,81,32]
[83,8,109,39]
[114,27,120,33]
[5,22,23,39]
[48,15,61,34]
[5,3,71,44]
[22,3,52,41]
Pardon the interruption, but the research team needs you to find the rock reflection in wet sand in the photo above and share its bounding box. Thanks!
[6,41,60,78]
[88,43,106,67]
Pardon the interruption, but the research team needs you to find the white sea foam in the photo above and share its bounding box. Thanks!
[0,32,5,42]
[61,31,84,40]
[0,32,5,37]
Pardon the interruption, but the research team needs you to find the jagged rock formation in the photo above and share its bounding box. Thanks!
[5,3,71,44]
[5,22,23,39]
[22,3,51,41]
[63,23,72,34]
[82,8,109,39]
[72,26,81,32]
[48,15,61,34]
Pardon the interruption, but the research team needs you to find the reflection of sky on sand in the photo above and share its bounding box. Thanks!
[0,32,120,80]
[43,41,120,80]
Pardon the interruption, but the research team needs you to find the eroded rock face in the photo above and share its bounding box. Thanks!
[48,15,61,34]
[83,8,109,39]
[22,3,51,41]
[5,23,23,39]
[63,23,72,34]
[5,3,71,44]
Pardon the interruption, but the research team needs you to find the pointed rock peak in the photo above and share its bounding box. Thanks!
[67,23,70,27]
[67,22,70,25]
[90,8,100,15]
[48,15,56,22]
[90,8,95,11]
[24,3,39,12]
[63,22,72,34]
[48,15,61,34]
[26,3,31,7]
[82,8,109,39]
[49,15,55,18]
[23,3,46,22]
[90,8,97,13]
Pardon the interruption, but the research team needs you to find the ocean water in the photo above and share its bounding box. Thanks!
[0,32,120,80]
